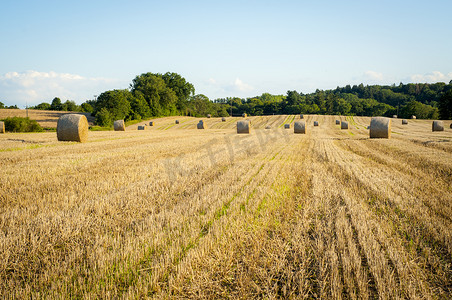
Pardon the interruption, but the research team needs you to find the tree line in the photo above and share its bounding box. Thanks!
[23,73,452,124]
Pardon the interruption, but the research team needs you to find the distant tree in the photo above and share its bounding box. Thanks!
[0,101,4,109]
[80,102,94,113]
[161,72,195,111]
[95,107,113,127]
[131,73,178,116]
[62,100,79,111]
[50,97,62,110]
[129,93,151,120]
[94,89,132,122]
[33,102,51,110]
[439,89,452,119]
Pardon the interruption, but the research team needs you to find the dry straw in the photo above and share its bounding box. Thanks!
[370,117,391,139]
[402,119,408,125]
[137,125,146,130]
[314,121,319,126]
[0,121,4,133]
[393,115,398,118]
[149,121,154,126]
[113,120,125,131]
[341,121,349,129]
[336,120,340,125]
[411,115,416,119]
[265,125,271,129]
[450,123,452,129]
[197,120,206,129]
[284,123,291,129]
[175,120,179,124]
[432,121,444,132]
[57,114,89,142]
[222,117,226,122]
[294,121,306,134]
[237,120,250,134]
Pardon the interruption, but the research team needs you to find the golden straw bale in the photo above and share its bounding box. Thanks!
[113,120,125,131]
[237,120,250,134]
[341,121,349,129]
[57,114,88,142]
[370,117,391,139]
[294,121,306,134]
[432,121,444,132]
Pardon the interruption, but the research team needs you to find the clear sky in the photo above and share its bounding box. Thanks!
[1,0,451,107]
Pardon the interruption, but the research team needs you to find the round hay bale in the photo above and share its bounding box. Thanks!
[370,117,391,139]
[335,120,340,125]
[300,114,304,119]
[0,121,4,133]
[197,120,206,129]
[207,114,211,118]
[113,120,125,131]
[294,121,306,134]
[411,115,416,119]
[137,125,146,130]
[57,114,88,142]
[393,115,397,118]
[242,113,247,118]
[284,123,291,129]
[149,121,154,126]
[222,117,226,122]
[402,119,408,125]
[314,121,319,126]
[175,120,179,124]
[432,120,444,132]
[341,121,349,129]
[237,120,250,134]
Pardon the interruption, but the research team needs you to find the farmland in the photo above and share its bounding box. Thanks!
[1,115,451,298]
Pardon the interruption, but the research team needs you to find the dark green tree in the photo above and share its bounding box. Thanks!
[50,97,62,110]
[94,89,132,122]
[131,73,177,116]
[161,72,195,111]
[439,90,452,119]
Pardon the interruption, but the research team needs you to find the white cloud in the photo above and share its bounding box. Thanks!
[0,70,124,107]
[233,78,254,92]
[363,70,384,82]
[409,71,452,83]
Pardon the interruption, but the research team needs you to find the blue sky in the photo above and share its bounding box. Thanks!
[1,0,451,107]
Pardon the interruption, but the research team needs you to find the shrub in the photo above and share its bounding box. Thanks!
[2,117,44,132]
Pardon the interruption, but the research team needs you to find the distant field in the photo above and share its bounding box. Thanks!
[0,109,95,128]
[0,115,451,298]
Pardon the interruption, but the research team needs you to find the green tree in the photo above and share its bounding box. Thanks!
[0,101,4,109]
[95,107,113,127]
[129,93,151,120]
[439,89,452,119]
[131,73,177,116]
[80,102,94,113]
[94,89,132,121]
[50,97,62,110]
[33,102,51,110]
[161,72,195,111]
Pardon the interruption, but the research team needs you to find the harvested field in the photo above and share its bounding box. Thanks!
[0,115,451,298]
[0,109,94,128]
